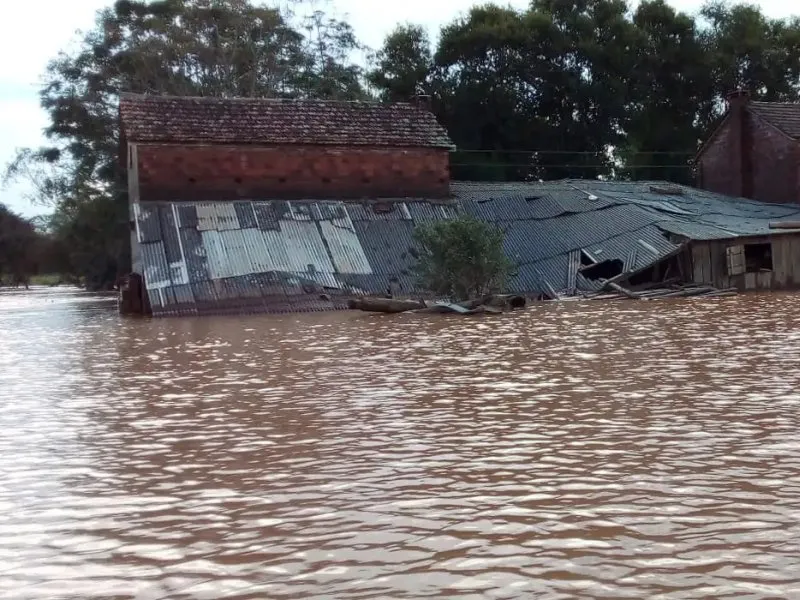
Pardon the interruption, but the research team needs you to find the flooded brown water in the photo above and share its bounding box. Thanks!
[2,287,800,599]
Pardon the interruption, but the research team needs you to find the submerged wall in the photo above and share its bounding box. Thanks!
[690,233,800,291]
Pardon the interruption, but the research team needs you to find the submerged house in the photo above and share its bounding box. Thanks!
[120,94,800,317]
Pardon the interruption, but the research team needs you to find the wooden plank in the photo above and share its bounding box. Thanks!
[745,272,757,290]
[709,243,728,288]
[773,237,790,287]
[769,221,800,229]
[726,244,745,277]
[693,243,712,284]
[604,281,640,299]
[790,236,800,286]
[758,271,773,289]
[691,244,704,283]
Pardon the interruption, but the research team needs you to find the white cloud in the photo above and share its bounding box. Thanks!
[0,0,796,216]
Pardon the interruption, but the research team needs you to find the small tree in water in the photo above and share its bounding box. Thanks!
[413,215,514,300]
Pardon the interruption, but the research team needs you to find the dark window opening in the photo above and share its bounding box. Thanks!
[627,255,681,288]
[744,243,773,272]
[372,202,394,214]
[581,258,624,281]
[580,250,597,267]
[627,264,657,287]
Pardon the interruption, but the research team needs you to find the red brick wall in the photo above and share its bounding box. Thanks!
[136,144,450,201]
[698,110,800,204]
[698,118,739,197]
[750,114,800,204]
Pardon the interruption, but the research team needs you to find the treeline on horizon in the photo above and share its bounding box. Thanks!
[2,0,799,290]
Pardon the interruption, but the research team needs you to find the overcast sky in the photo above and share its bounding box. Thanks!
[0,0,794,216]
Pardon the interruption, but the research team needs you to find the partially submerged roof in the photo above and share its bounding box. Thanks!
[119,93,455,148]
[133,180,800,316]
[748,101,800,139]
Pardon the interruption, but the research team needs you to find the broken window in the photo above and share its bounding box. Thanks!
[744,243,773,272]
[581,258,624,281]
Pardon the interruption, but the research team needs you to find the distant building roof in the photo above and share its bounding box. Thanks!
[119,93,455,148]
[133,180,800,316]
[748,101,800,139]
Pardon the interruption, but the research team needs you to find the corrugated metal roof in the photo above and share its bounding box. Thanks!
[133,179,800,316]
[353,220,417,277]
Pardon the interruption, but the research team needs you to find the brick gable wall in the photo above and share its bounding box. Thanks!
[698,109,800,204]
[136,144,451,201]
[750,115,800,205]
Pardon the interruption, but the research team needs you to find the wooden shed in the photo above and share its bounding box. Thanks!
[690,231,800,291]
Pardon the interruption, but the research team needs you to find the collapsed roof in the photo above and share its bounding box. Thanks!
[133,180,800,316]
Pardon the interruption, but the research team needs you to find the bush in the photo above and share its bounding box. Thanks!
[412,215,514,300]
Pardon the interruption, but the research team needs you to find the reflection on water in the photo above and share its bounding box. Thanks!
[2,287,800,599]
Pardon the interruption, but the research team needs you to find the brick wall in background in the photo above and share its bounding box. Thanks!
[749,115,800,205]
[698,117,738,198]
[698,111,800,204]
[136,144,451,201]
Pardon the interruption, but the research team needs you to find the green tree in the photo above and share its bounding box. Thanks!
[0,204,44,287]
[369,1,800,184]
[4,0,366,290]
[413,215,514,300]
[622,0,713,183]
[701,1,800,103]
[367,24,433,102]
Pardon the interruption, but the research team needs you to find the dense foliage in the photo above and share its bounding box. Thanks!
[4,0,366,289]
[5,0,800,290]
[413,216,514,299]
[369,0,800,182]
[0,205,68,287]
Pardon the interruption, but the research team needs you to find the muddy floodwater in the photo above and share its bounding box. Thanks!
[2,288,800,599]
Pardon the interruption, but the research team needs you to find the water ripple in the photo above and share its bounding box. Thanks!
[2,288,800,598]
